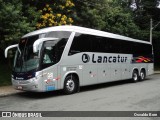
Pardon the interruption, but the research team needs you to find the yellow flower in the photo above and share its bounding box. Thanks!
[46,4,49,8]
[61,18,65,21]
[43,8,47,11]
[66,3,69,7]
[39,10,42,13]
[51,20,54,24]
[57,14,61,17]
[41,15,47,20]
[71,3,75,7]
[51,15,55,19]
[46,13,49,17]
[62,15,67,19]
[49,23,52,26]
[36,23,41,28]
[68,18,73,23]
[63,21,67,24]
[67,10,71,12]
[48,7,52,11]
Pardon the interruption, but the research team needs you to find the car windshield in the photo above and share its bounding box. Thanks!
[13,35,40,72]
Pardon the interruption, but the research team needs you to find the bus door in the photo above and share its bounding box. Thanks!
[40,41,59,92]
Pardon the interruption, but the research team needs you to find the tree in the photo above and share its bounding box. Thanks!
[126,0,160,66]
[0,0,39,50]
[118,0,160,40]
[73,0,140,38]
[73,0,107,30]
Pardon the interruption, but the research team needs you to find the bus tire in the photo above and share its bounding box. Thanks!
[132,70,139,82]
[139,69,146,81]
[63,75,78,95]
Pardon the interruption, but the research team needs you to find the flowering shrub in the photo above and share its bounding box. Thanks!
[36,0,74,29]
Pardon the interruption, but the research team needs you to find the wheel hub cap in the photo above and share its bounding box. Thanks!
[66,79,75,91]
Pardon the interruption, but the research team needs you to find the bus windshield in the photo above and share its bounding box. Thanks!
[13,31,71,72]
[14,35,40,72]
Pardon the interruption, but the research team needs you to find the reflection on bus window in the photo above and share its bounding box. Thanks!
[43,47,53,64]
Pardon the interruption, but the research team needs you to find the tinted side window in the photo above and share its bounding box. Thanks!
[91,36,101,52]
[119,40,132,54]
[42,41,56,69]
[134,43,152,55]
[69,33,152,55]
[56,38,68,61]
[41,39,68,69]
[69,34,92,55]
[146,44,152,55]
[69,34,127,54]
[108,38,122,53]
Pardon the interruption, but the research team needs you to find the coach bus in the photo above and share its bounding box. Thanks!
[5,26,154,94]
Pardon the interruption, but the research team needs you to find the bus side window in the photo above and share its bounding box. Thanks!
[56,39,67,61]
[69,34,92,55]
[43,47,53,64]
[41,45,55,69]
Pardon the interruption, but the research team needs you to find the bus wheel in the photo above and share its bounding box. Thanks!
[63,75,78,94]
[132,70,139,82]
[139,70,146,81]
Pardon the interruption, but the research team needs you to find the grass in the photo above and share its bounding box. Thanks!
[0,63,12,86]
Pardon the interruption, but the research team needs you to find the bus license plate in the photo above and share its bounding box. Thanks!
[17,86,23,90]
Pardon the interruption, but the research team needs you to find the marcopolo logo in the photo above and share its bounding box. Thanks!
[82,54,90,63]
[82,54,128,63]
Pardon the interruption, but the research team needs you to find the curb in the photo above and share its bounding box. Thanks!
[0,92,19,97]
[0,90,24,98]
[0,86,22,98]
[154,71,160,74]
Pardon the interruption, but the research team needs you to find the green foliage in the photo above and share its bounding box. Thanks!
[0,0,39,49]
[73,0,106,29]
[137,0,160,40]
[0,63,11,86]
[104,6,139,37]
[74,0,140,38]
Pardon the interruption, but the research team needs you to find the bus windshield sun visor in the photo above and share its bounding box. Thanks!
[4,44,18,58]
[33,38,59,53]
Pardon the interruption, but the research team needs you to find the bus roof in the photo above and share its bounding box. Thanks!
[22,25,151,45]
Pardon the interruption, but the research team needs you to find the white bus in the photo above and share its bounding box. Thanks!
[5,26,154,94]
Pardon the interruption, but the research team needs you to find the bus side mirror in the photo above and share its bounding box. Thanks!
[33,40,42,53]
[5,44,18,58]
[33,38,58,53]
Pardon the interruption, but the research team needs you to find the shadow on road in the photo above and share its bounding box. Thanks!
[80,78,151,93]
[14,90,63,99]
[14,78,152,99]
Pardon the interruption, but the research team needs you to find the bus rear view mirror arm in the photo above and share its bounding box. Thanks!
[4,44,18,58]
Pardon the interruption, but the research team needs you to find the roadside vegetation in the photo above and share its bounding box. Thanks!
[0,64,11,86]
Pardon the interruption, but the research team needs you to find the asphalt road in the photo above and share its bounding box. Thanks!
[0,74,160,120]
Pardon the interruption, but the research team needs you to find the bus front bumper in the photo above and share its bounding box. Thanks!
[12,78,43,92]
